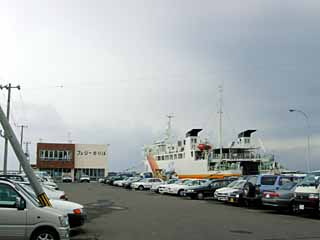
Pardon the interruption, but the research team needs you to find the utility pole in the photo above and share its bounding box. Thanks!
[24,141,31,162]
[0,83,20,174]
[289,109,311,172]
[218,85,223,161]
[0,102,51,206]
[17,124,28,173]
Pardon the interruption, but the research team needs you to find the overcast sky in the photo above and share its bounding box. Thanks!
[0,0,319,172]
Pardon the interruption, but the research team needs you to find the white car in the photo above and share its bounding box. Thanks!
[214,180,246,201]
[158,179,190,194]
[62,175,73,183]
[23,183,68,200]
[79,175,90,183]
[166,179,208,196]
[131,178,164,190]
[151,179,180,193]
[19,183,86,228]
[113,177,129,187]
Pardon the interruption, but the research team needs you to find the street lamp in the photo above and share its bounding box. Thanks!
[289,109,311,172]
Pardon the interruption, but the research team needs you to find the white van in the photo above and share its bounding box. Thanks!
[0,178,70,240]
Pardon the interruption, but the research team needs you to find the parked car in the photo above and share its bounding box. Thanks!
[113,177,129,187]
[38,177,59,190]
[158,179,190,194]
[108,176,126,185]
[131,178,164,190]
[185,179,234,200]
[20,183,86,228]
[79,175,90,183]
[62,175,73,183]
[0,175,68,200]
[166,179,208,196]
[24,183,68,200]
[151,179,179,193]
[0,178,70,240]
[293,172,320,212]
[214,180,247,201]
[123,177,142,189]
[242,175,300,207]
[262,181,297,212]
[0,174,28,183]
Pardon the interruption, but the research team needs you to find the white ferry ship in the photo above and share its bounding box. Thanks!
[144,128,284,179]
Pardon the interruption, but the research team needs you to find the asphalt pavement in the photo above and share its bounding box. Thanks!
[60,183,320,240]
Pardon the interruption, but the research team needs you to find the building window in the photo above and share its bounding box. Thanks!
[178,153,183,159]
[40,150,45,159]
[58,151,63,160]
[44,150,49,160]
[49,151,54,160]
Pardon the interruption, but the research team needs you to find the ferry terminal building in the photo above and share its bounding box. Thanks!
[36,143,108,181]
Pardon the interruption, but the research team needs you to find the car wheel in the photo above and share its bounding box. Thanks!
[138,185,144,191]
[197,192,204,200]
[32,228,58,240]
[178,189,184,197]
[243,182,255,198]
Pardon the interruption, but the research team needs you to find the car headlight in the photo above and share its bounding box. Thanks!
[187,190,194,192]
[236,194,240,198]
[294,193,297,198]
[59,215,69,227]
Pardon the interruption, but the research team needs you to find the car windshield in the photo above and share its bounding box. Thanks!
[231,180,246,189]
[16,184,42,207]
[297,175,317,187]
[227,181,239,188]
[279,182,297,190]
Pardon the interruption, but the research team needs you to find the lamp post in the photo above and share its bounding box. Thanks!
[289,109,311,172]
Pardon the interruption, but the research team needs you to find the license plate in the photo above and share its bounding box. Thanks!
[229,198,234,203]
[266,194,270,198]
[299,204,305,210]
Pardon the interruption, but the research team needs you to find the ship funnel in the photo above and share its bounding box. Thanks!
[237,129,256,146]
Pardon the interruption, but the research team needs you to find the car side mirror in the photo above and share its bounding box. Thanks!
[16,197,25,211]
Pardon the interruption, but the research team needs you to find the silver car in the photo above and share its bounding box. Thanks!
[0,178,70,240]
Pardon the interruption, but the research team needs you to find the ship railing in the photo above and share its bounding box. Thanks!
[211,153,273,160]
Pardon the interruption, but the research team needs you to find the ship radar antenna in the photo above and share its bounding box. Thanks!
[165,114,174,142]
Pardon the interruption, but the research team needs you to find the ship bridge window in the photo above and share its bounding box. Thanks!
[165,155,169,160]
[161,156,165,160]
[195,151,205,160]
[157,156,161,161]
[191,151,194,158]
[170,155,173,160]
[178,153,183,159]
[174,154,177,159]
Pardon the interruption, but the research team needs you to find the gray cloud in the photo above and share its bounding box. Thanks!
[0,0,319,171]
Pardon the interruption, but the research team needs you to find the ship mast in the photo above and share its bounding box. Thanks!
[218,85,223,161]
[165,114,174,143]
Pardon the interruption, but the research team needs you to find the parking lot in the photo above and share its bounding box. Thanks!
[62,182,320,240]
